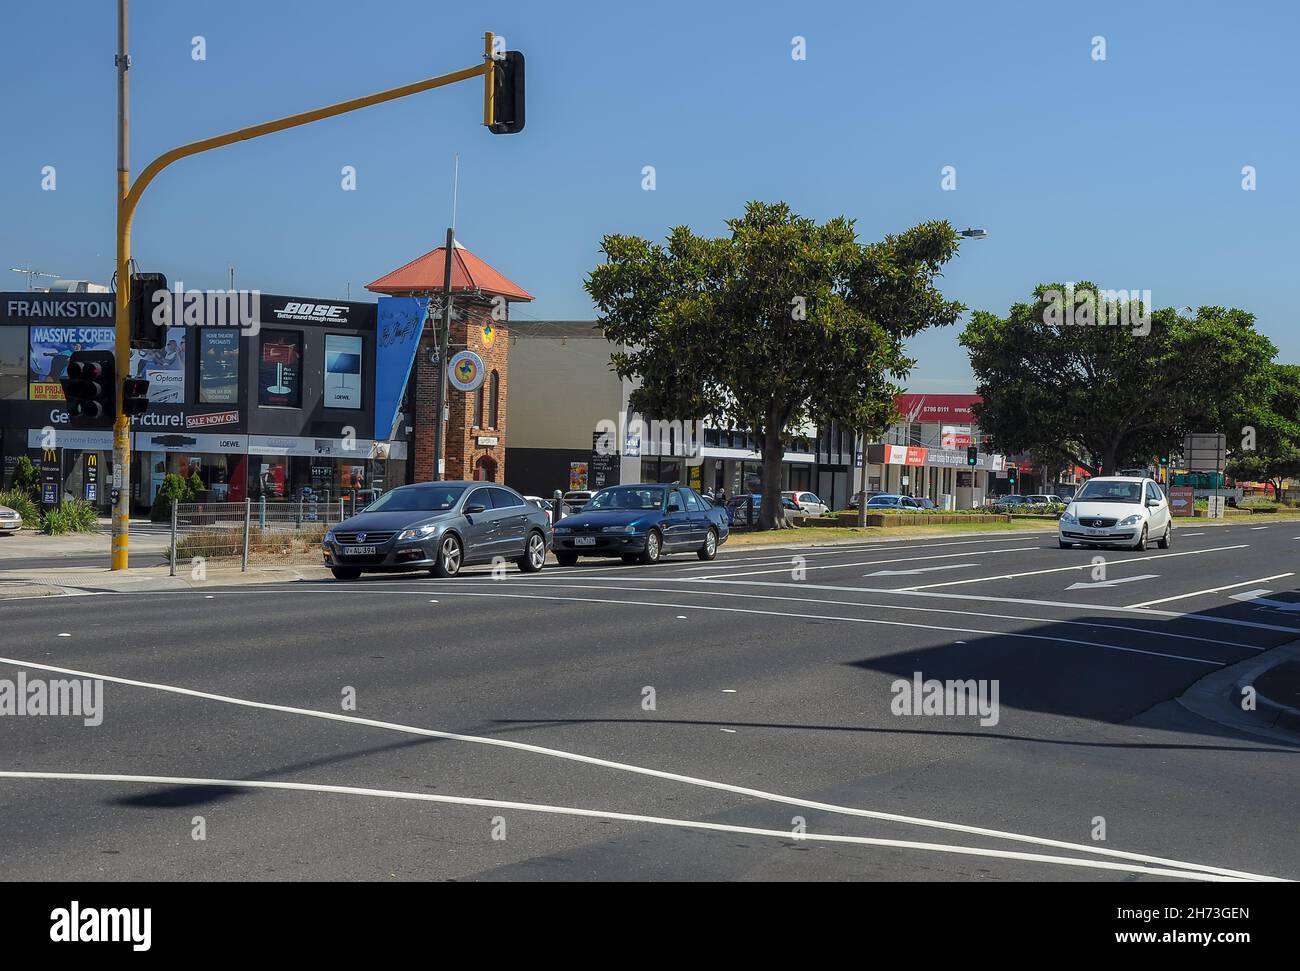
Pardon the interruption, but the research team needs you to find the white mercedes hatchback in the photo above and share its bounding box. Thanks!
[1058,476,1172,550]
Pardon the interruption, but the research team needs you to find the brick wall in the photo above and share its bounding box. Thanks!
[411,297,508,483]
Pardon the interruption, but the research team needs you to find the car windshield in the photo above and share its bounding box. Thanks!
[586,487,665,511]
[364,485,466,512]
[1075,480,1142,503]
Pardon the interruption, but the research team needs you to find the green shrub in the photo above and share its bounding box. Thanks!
[41,498,100,535]
[12,456,41,502]
[151,472,197,522]
[0,488,38,528]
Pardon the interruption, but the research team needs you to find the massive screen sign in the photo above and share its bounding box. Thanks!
[27,326,115,400]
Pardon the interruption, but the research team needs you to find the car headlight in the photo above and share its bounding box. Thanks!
[397,524,440,541]
[1060,510,1078,525]
[1118,514,1142,526]
[323,529,335,543]
[553,525,572,534]
[602,524,638,534]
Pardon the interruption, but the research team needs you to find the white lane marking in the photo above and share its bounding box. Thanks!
[700,546,1042,581]
[1227,591,1300,612]
[432,591,1222,666]
[1181,532,1204,537]
[0,655,1259,879]
[901,545,1249,591]
[719,728,737,734]
[0,772,1261,882]
[1127,574,1297,609]
[866,563,980,577]
[722,688,737,693]
[57,633,70,637]
[695,533,1051,565]
[1065,574,1158,591]
[1250,527,1269,531]
[191,581,1269,651]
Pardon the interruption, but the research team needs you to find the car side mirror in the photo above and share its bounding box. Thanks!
[1146,498,1161,507]
[464,502,486,514]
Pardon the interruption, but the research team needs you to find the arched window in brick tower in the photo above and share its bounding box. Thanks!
[488,370,500,429]
[473,384,484,428]
[475,455,497,482]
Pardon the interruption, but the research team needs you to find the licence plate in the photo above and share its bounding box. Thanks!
[574,536,597,546]
[343,545,377,555]
[1086,528,1106,536]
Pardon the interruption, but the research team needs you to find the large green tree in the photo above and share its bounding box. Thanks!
[960,284,1277,475]
[586,202,963,528]
[1228,363,1300,499]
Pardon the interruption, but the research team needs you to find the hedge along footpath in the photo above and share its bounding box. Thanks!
[806,512,1012,528]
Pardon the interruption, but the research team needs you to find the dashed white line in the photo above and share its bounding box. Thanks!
[1127,574,1297,609]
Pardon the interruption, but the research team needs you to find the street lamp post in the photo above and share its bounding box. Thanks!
[109,2,500,569]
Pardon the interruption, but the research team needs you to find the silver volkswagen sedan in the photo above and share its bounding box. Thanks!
[322,481,552,580]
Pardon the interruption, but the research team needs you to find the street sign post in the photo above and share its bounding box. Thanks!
[1183,432,1227,519]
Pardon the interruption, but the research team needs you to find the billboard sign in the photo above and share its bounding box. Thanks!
[324,334,363,409]
[374,298,427,442]
[129,326,187,403]
[27,326,115,400]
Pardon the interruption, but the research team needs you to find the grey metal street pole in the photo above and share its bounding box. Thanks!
[430,227,455,481]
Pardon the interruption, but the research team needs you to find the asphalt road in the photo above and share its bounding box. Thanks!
[1,520,1298,881]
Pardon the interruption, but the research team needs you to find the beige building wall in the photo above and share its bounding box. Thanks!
[507,323,622,450]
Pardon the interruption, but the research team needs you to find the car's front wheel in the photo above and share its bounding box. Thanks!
[431,533,463,578]
[1156,523,1171,549]
[1058,539,1073,549]
[638,528,663,564]
[331,567,361,581]
[1133,525,1148,551]
[518,530,547,572]
[697,527,718,561]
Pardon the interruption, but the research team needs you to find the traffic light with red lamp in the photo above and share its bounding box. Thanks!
[60,351,116,429]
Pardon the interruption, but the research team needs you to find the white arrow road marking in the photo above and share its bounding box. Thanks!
[1066,574,1159,591]
[1128,573,1296,608]
[1228,591,1300,612]
[900,544,1249,590]
[866,563,980,577]
[695,545,1041,581]
[0,772,1268,882]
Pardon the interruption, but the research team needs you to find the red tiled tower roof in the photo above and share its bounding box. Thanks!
[365,242,533,301]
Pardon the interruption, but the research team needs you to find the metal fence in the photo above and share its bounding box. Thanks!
[168,499,346,573]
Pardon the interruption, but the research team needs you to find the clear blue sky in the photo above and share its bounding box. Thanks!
[2,0,1295,391]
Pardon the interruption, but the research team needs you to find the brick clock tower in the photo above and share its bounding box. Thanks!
[367,241,533,483]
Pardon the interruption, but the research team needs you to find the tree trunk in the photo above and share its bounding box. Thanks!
[759,421,788,529]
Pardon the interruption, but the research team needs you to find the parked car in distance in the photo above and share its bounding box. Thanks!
[725,493,800,524]
[524,495,554,525]
[552,484,728,564]
[782,491,829,517]
[865,494,921,511]
[323,481,552,580]
[562,490,595,514]
[0,503,23,533]
[913,497,938,510]
[1058,476,1172,550]
[847,491,886,509]
[1024,494,1066,507]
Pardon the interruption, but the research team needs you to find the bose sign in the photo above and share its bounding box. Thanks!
[275,302,348,321]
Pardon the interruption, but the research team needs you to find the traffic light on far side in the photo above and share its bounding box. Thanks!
[130,271,169,349]
[61,351,116,428]
[1007,465,1018,485]
[1158,454,1169,467]
[966,446,978,466]
[122,377,151,417]
[489,50,525,134]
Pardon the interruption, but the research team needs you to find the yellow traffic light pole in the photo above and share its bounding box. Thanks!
[111,7,497,569]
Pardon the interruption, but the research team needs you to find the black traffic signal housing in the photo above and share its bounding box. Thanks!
[966,445,978,466]
[489,50,525,134]
[1158,453,1170,468]
[122,377,151,417]
[1007,465,1018,486]
[60,351,116,428]
[130,271,169,349]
